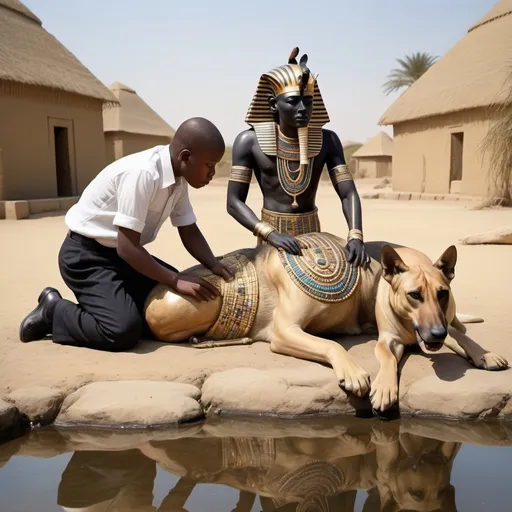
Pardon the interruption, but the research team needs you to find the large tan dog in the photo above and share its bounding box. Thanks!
[144,233,508,413]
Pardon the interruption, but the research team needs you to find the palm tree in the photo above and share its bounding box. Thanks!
[479,65,512,206]
[382,52,438,96]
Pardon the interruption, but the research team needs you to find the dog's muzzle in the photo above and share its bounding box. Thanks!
[414,324,447,354]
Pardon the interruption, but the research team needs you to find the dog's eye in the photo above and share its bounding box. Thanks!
[437,289,449,301]
[409,490,425,501]
[408,291,422,301]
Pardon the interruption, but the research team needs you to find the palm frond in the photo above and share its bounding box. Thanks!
[382,52,438,96]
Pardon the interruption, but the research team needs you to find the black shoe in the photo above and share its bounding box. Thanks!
[19,287,63,343]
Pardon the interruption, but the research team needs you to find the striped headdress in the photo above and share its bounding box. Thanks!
[245,48,330,159]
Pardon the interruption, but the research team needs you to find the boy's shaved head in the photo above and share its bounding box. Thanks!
[172,117,225,156]
[170,117,225,189]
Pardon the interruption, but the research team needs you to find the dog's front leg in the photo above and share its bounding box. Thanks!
[446,326,509,371]
[271,321,371,398]
[370,337,404,412]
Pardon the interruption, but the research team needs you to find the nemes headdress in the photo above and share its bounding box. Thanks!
[245,47,330,164]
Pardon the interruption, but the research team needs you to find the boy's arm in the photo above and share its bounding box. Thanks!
[113,170,219,302]
[117,227,219,302]
[178,223,234,282]
[171,182,234,282]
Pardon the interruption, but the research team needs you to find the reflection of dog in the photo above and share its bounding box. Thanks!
[371,429,459,512]
[144,233,508,406]
[138,432,377,511]
[3,425,479,512]
[137,425,463,512]
[369,245,508,412]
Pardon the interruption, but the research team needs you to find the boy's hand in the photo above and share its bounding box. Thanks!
[171,273,220,302]
[211,261,236,281]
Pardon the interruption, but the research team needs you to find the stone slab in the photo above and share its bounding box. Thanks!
[27,198,60,215]
[55,380,203,428]
[0,399,21,442]
[4,201,29,220]
[202,367,370,417]
[8,386,64,425]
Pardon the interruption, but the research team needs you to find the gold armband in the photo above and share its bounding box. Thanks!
[329,164,353,186]
[253,221,276,240]
[229,165,253,184]
[347,228,364,243]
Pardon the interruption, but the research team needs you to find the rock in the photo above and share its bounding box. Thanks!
[373,178,390,190]
[401,370,512,419]
[0,399,21,443]
[201,367,371,417]
[7,386,64,425]
[55,381,203,428]
[459,226,512,245]
[400,417,512,446]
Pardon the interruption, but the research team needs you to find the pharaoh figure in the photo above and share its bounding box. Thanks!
[228,47,370,267]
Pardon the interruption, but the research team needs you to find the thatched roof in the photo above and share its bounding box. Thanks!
[379,0,512,125]
[0,0,118,104]
[103,82,175,138]
[352,132,393,158]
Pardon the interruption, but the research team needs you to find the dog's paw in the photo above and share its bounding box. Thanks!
[370,424,399,444]
[338,362,371,398]
[370,372,398,412]
[476,352,509,371]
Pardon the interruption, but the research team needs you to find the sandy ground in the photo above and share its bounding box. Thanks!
[1,180,511,406]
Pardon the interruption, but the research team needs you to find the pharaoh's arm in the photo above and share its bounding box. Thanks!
[226,130,261,234]
[227,130,302,254]
[325,130,370,266]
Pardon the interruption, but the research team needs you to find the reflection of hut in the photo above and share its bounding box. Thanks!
[103,82,175,164]
[352,132,393,178]
[378,0,512,196]
[0,0,117,201]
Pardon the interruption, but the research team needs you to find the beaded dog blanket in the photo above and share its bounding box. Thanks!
[278,233,360,303]
[197,252,259,342]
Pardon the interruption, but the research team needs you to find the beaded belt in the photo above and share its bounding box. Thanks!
[257,207,321,246]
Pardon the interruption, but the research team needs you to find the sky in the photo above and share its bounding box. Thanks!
[23,0,498,147]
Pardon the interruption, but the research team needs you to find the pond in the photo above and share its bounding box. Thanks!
[1,416,511,511]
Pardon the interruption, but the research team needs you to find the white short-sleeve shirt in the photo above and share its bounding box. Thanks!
[65,145,197,248]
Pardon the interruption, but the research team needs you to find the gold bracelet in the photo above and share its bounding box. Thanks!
[253,221,276,240]
[347,228,364,243]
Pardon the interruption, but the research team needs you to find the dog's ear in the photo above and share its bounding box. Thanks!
[434,245,457,282]
[381,245,409,283]
[442,484,457,512]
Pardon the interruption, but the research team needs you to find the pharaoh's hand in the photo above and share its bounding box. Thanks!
[347,239,371,268]
[267,231,304,255]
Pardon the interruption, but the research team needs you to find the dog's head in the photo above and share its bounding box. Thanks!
[380,245,457,355]
[379,436,459,512]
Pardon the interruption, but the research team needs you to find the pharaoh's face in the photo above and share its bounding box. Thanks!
[270,92,314,129]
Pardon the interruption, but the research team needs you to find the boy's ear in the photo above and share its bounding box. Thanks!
[178,149,191,163]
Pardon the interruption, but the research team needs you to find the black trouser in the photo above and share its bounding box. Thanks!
[52,232,177,352]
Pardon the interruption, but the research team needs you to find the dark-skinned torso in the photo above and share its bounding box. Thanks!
[230,127,347,213]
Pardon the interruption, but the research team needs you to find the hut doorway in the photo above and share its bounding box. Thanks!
[49,118,77,197]
[450,132,464,183]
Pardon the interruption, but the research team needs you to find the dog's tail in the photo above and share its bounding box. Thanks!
[456,312,484,324]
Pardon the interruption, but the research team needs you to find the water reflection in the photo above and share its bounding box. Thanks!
[2,418,512,511]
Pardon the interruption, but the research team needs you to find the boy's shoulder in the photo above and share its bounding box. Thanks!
[102,146,164,179]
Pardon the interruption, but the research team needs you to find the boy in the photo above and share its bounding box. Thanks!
[19,117,234,352]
